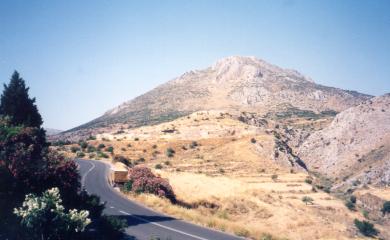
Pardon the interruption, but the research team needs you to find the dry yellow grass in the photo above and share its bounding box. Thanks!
[124,170,368,240]
[55,112,383,239]
[355,187,390,200]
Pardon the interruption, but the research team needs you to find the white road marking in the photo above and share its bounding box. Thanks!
[81,161,95,187]
[81,160,221,240]
[119,209,209,240]
[119,210,130,215]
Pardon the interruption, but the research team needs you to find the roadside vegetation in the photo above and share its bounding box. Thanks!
[0,71,127,240]
[123,166,176,203]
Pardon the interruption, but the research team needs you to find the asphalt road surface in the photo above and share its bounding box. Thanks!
[77,159,243,240]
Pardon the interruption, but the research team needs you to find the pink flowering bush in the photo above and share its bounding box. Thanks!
[127,166,176,203]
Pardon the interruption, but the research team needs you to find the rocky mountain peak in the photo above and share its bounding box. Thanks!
[63,56,372,135]
[210,56,312,84]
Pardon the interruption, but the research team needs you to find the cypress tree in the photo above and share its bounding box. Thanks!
[0,71,43,127]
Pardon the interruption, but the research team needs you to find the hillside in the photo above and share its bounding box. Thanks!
[54,109,390,239]
[64,56,371,137]
[298,94,390,189]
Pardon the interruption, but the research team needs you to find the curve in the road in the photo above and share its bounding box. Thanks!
[77,159,243,240]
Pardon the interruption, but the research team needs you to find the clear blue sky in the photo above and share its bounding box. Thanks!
[0,0,389,130]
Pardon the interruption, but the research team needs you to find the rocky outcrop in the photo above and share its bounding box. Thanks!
[298,94,390,188]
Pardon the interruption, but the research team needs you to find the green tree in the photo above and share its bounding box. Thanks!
[0,71,43,128]
[14,187,91,240]
[302,196,314,205]
[106,146,114,154]
[0,73,125,239]
[271,174,278,181]
[382,201,390,214]
[354,219,378,236]
[166,147,175,157]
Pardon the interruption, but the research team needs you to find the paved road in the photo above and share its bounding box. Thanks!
[77,159,243,240]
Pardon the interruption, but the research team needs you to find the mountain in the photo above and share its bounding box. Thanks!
[64,56,371,136]
[298,94,390,189]
[45,128,62,136]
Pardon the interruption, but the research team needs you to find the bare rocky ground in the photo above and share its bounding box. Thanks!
[298,94,390,190]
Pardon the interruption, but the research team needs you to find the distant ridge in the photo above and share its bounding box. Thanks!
[45,128,62,136]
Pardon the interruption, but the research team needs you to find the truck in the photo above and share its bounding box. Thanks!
[109,162,129,185]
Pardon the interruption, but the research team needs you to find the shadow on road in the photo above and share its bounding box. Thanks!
[117,214,175,227]
[115,214,176,240]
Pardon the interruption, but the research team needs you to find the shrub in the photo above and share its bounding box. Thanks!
[127,166,176,202]
[155,164,163,169]
[323,186,331,193]
[382,201,390,214]
[362,209,369,219]
[152,144,157,149]
[105,146,114,154]
[304,177,313,184]
[44,151,81,200]
[76,190,105,220]
[190,141,198,149]
[127,144,132,148]
[134,137,139,141]
[345,200,355,211]
[87,135,96,140]
[261,233,274,240]
[235,228,250,237]
[123,181,133,192]
[52,140,66,146]
[166,147,175,158]
[345,196,357,210]
[97,152,109,159]
[71,146,81,153]
[302,196,314,205]
[79,141,88,149]
[250,138,256,143]
[87,145,96,153]
[77,152,86,158]
[98,215,127,239]
[14,187,91,239]
[113,155,131,166]
[97,143,105,150]
[271,174,278,181]
[354,219,378,236]
[352,180,361,186]
[115,130,124,135]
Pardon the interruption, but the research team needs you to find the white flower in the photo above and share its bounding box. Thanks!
[14,187,92,234]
